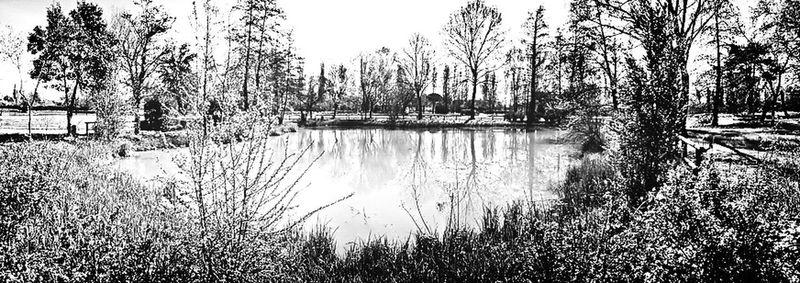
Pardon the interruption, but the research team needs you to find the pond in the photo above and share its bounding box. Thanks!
[116,128,577,250]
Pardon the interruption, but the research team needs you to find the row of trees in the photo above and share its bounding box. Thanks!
[1,0,306,136]
[1,0,798,136]
[295,0,798,128]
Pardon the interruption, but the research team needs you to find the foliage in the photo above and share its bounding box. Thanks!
[159,43,198,115]
[143,98,167,131]
[724,42,770,114]
[358,47,396,119]
[28,2,116,135]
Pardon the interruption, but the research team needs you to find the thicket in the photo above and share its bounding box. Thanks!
[0,116,348,282]
[287,152,800,282]
[1,136,798,282]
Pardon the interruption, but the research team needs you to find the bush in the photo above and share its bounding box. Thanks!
[0,126,332,282]
[287,156,799,282]
[142,98,167,131]
[434,104,449,114]
[503,110,525,122]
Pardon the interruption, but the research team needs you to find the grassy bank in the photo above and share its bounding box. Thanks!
[284,153,799,282]
[0,142,308,282]
[2,141,798,282]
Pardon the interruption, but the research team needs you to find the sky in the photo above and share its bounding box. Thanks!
[0,0,570,100]
[0,0,755,102]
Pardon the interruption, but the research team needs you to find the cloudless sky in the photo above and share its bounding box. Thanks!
[0,0,569,97]
[0,0,755,100]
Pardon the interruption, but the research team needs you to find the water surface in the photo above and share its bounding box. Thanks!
[117,128,576,249]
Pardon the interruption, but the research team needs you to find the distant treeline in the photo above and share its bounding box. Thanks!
[0,105,93,113]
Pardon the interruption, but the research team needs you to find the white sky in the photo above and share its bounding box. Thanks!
[0,0,570,100]
[0,0,755,101]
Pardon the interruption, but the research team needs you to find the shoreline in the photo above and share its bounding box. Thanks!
[299,117,554,129]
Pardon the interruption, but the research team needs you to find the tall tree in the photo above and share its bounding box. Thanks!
[1,25,32,139]
[251,2,285,111]
[191,0,220,136]
[399,33,434,120]
[724,42,769,114]
[329,64,349,119]
[709,0,739,125]
[754,0,800,120]
[572,0,623,109]
[522,5,548,125]
[359,48,394,119]
[235,0,283,111]
[505,47,525,119]
[443,0,506,120]
[593,0,721,204]
[117,0,173,134]
[159,43,197,115]
[29,2,115,136]
[594,0,721,133]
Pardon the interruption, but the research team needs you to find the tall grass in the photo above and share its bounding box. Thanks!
[2,134,798,282]
[0,114,351,282]
[288,152,800,282]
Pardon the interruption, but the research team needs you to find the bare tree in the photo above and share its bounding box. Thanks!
[117,0,173,134]
[0,25,25,104]
[359,48,394,119]
[443,0,506,120]
[0,25,31,138]
[192,0,220,137]
[398,33,435,120]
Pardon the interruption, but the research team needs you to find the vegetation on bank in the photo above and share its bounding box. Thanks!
[0,120,327,282]
[301,116,530,129]
[1,127,798,282]
[1,0,800,281]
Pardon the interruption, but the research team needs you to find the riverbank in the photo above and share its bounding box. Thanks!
[3,141,797,282]
[301,116,550,129]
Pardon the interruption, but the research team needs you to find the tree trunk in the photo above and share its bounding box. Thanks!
[528,42,538,126]
[134,87,141,135]
[712,9,722,127]
[28,78,43,141]
[470,70,478,120]
[241,5,254,111]
[67,79,80,136]
[417,89,423,120]
[202,0,211,138]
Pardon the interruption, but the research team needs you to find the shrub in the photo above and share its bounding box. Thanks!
[503,110,525,122]
[143,98,167,131]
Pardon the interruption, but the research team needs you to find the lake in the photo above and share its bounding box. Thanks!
[116,128,577,250]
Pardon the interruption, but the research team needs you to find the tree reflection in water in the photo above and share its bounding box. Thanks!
[209,128,575,245]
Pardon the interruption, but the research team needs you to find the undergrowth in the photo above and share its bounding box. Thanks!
[1,141,798,282]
